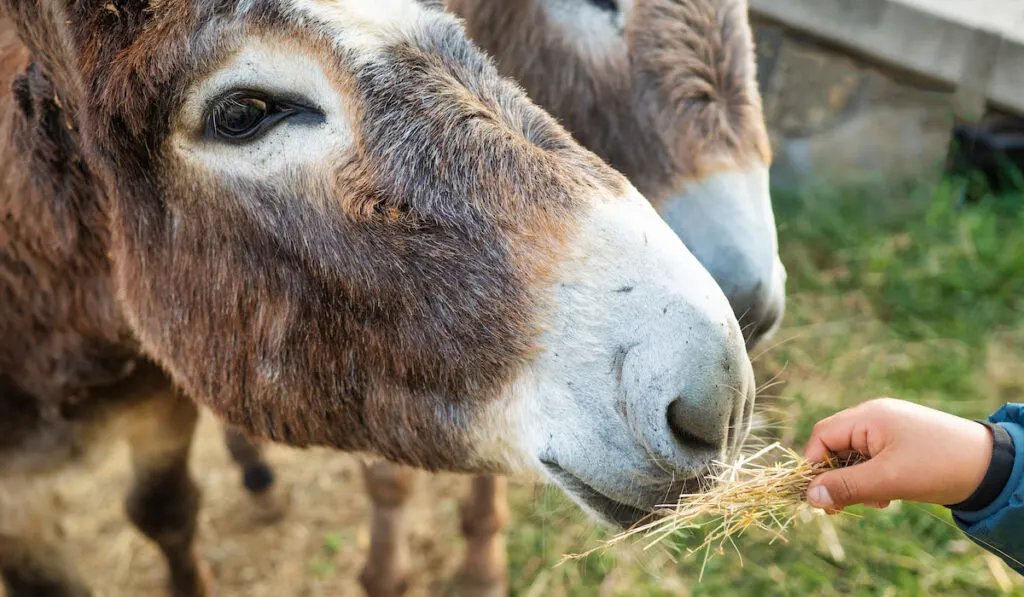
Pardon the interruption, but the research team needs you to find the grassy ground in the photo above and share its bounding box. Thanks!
[501,179,1024,596]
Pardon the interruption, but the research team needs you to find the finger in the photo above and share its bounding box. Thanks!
[803,409,874,462]
[806,460,896,511]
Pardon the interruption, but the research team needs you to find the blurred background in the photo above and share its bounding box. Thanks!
[23,1,1024,595]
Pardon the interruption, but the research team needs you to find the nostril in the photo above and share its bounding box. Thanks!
[670,426,720,453]
[666,398,726,453]
[734,286,784,350]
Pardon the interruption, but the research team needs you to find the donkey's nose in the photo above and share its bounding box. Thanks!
[662,362,754,464]
[731,258,787,350]
[667,394,731,453]
[623,300,754,469]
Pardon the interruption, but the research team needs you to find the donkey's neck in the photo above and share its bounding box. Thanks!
[0,50,136,406]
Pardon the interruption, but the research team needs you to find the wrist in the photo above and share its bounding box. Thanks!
[945,421,1015,511]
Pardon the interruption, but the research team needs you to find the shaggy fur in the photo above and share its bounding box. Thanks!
[0,3,637,594]
[0,1,625,471]
[447,0,772,203]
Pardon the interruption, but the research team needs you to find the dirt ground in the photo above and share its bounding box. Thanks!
[3,411,511,597]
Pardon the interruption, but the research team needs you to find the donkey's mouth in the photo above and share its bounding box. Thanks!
[541,460,668,529]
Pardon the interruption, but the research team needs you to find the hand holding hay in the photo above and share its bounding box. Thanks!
[561,442,867,579]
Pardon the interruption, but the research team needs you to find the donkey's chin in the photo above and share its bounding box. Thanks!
[541,461,707,529]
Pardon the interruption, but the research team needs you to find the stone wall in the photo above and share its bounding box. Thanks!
[747,0,1024,191]
[753,20,957,190]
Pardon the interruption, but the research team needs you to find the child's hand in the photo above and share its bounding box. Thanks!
[804,398,994,512]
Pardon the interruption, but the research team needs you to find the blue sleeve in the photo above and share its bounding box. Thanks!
[953,403,1024,574]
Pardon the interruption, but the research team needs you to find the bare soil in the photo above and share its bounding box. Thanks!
[3,411,504,597]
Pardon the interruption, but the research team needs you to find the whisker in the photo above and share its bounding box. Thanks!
[755,380,787,396]
[751,333,800,363]
[755,362,790,394]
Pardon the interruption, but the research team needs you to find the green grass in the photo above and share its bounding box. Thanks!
[499,178,1024,596]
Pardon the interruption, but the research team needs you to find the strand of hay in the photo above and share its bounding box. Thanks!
[561,442,867,580]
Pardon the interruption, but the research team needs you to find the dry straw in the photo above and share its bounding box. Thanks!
[561,442,867,580]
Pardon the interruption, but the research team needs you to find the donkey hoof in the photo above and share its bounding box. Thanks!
[169,558,213,597]
[454,575,508,597]
[242,462,275,494]
[359,569,409,597]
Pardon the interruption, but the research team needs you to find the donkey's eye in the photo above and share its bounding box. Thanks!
[216,97,267,136]
[588,0,618,11]
[206,91,316,142]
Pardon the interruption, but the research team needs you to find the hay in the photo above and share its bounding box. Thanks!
[561,442,867,580]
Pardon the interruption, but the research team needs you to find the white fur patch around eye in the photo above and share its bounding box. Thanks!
[543,0,628,57]
[171,38,355,179]
[285,0,448,61]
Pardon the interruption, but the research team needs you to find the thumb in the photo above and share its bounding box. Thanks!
[806,460,893,512]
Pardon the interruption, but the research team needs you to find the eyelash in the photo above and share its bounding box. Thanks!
[204,90,321,143]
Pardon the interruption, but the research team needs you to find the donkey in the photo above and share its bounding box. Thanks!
[346,1,783,595]
[449,0,787,348]
[0,2,755,597]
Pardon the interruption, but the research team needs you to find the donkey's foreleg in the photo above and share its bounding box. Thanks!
[123,387,209,597]
[456,474,509,597]
[223,425,285,523]
[359,461,416,597]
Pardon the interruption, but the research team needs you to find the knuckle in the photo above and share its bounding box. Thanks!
[812,416,836,435]
[865,398,900,424]
[865,398,893,412]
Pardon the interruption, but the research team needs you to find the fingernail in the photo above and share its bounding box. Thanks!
[809,485,833,509]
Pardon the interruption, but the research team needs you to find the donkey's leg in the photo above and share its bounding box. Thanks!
[359,461,416,597]
[223,425,284,522]
[123,389,210,597]
[456,475,509,597]
[0,536,91,597]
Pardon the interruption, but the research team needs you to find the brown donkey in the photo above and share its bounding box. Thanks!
[0,1,755,596]
[350,1,784,595]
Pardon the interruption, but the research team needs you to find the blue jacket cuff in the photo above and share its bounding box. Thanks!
[954,418,1024,524]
